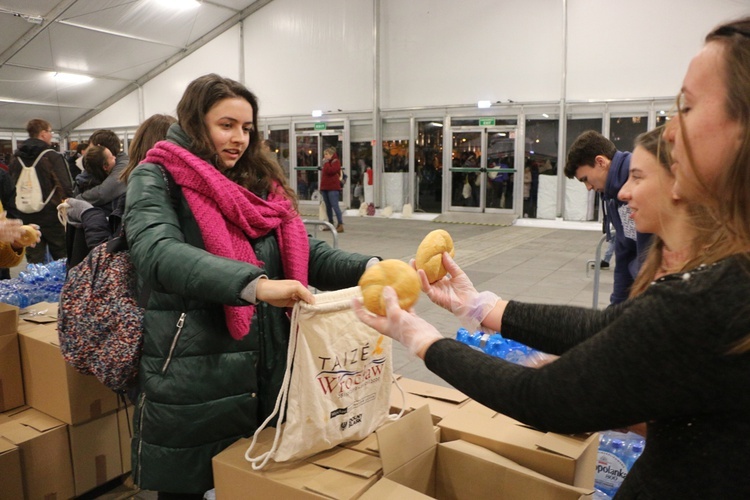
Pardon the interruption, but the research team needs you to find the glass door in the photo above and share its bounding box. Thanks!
[449,126,517,212]
[293,129,343,207]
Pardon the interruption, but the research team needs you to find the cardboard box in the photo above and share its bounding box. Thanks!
[117,404,135,473]
[367,405,592,500]
[0,303,24,412]
[437,402,599,488]
[18,318,119,425]
[0,406,75,499]
[390,377,469,424]
[214,406,593,500]
[69,411,123,496]
[213,426,381,499]
[0,437,25,500]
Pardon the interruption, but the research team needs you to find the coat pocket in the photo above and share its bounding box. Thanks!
[161,312,187,374]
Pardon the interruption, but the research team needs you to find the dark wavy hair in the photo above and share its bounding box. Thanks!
[120,114,176,183]
[176,74,297,211]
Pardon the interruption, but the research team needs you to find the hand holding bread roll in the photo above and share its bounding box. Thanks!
[415,229,455,283]
[16,225,41,247]
[358,259,420,316]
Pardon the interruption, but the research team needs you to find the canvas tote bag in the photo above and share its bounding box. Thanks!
[245,286,400,469]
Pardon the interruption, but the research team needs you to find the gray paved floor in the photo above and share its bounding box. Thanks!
[108,215,614,499]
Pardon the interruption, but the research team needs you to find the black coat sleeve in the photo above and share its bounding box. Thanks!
[80,207,112,248]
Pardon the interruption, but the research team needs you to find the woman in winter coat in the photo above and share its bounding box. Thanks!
[123,74,376,498]
[319,146,344,232]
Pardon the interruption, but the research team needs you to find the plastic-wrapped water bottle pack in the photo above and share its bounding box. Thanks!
[594,430,646,498]
[455,328,554,367]
[0,259,66,308]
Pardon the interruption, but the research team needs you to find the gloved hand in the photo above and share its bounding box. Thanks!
[353,286,443,358]
[57,198,94,227]
[0,214,23,243]
[417,252,500,333]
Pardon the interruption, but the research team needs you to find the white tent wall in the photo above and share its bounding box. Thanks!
[566,0,750,101]
[381,0,562,108]
[72,0,748,128]
[243,0,374,116]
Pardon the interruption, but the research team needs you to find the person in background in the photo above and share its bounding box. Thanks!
[60,116,179,268]
[319,146,344,232]
[124,74,376,498]
[77,130,128,208]
[7,119,74,263]
[565,131,652,304]
[67,142,86,180]
[353,17,750,498]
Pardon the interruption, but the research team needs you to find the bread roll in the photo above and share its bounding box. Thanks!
[17,225,38,247]
[358,259,420,316]
[415,229,455,283]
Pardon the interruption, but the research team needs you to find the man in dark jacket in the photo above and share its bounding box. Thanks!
[8,118,74,263]
[565,130,652,305]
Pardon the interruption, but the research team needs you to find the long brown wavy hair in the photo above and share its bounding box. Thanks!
[667,17,750,353]
[176,74,298,212]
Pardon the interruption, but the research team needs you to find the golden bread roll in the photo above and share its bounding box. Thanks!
[415,229,455,283]
[17,225,38,247]
[358,259,420,316]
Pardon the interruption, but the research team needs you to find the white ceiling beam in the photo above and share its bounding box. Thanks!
[62,0,275,134]
[0,0,79,67]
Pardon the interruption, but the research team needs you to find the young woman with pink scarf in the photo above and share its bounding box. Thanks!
[123,74,378,499]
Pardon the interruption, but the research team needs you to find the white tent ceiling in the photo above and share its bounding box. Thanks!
[0,0,270,134]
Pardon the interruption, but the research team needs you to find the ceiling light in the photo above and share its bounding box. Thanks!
[659,110,666,115]
[153,0,200,9]
[542,113,549,118]
[429,122,443,127]
[53,72,93,84]
[477,100,492,109]
[312,110,323,117]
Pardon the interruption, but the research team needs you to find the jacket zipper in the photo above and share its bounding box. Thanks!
[135,392,146,484]
[161,312,186,374]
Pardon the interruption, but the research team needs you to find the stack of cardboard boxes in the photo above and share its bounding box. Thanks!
[2,298,600,499]
[0,302,133,499]
[212,376,599,499]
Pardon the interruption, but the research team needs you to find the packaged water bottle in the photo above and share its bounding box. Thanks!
[456,328,470,344]
[595,432,629,497]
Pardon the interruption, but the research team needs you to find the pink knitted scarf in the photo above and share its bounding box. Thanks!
[144,140,309,340]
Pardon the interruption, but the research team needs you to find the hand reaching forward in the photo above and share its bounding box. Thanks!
[416,252,500,332]
[0,215,23,244]
[353,286,443,359]
[256,279,315,308]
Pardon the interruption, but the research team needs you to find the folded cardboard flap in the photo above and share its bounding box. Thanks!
[359,476,432,499]
[438,405,598,488]
[377,405,436,475]
[310,446,382,478]
[302,468,379,500]
[435,440,594,500]
[395,377,468,404]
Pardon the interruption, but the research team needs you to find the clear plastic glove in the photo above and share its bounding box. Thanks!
[416,252,500,333]
[352,286,443,358]
[0,214,23,243]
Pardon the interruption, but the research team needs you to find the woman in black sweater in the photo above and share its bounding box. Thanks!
[354,16,750,500]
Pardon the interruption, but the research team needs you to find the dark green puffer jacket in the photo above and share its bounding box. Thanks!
[123,127,375,495]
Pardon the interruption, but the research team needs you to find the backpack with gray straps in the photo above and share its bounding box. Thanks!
[15,149,56,214]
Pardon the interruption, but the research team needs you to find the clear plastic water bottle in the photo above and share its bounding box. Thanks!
[595,434,628,497]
